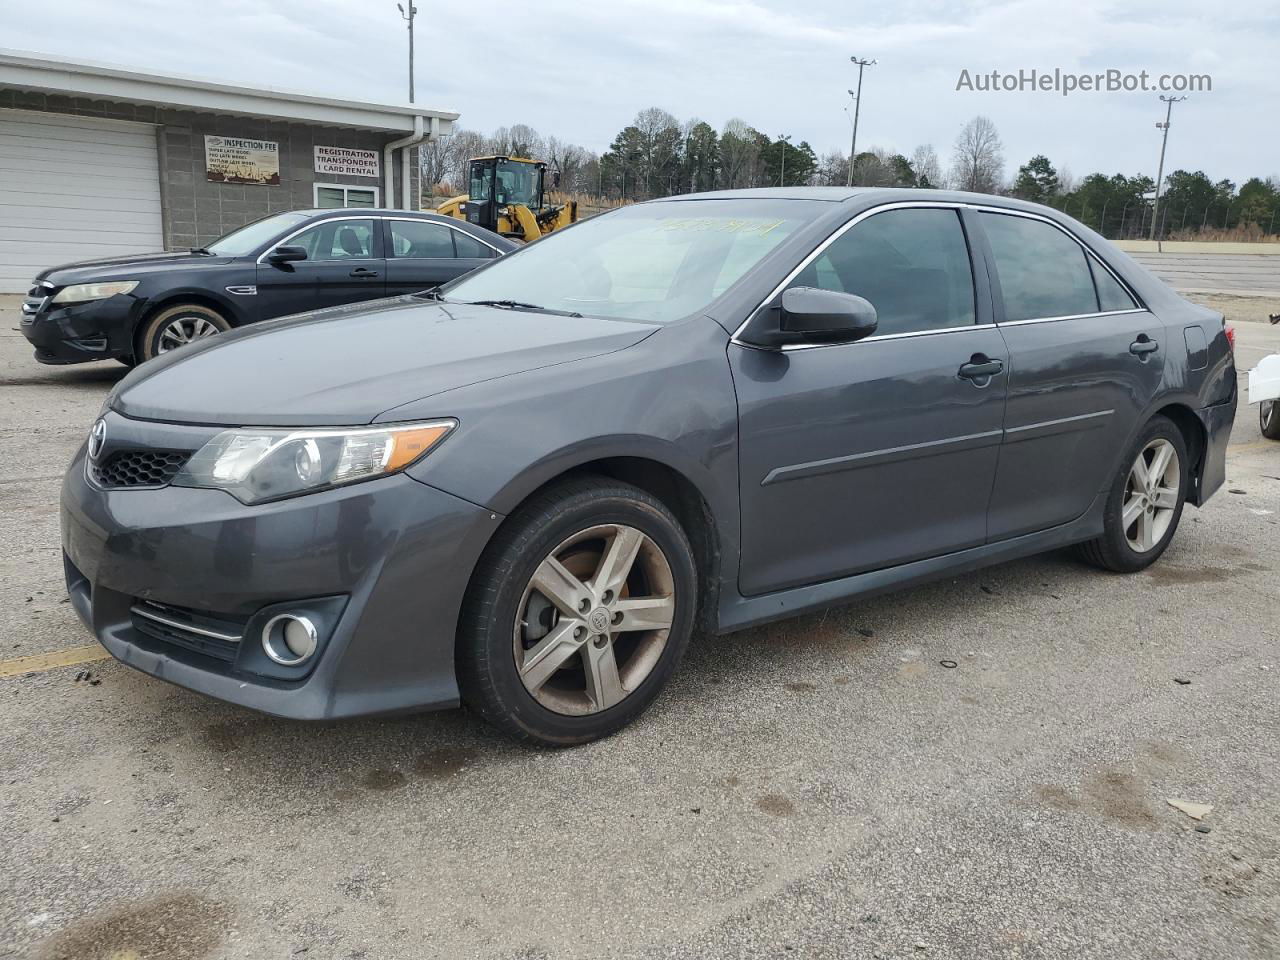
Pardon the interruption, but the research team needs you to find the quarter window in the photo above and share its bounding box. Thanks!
[286,219,376,261]
[1091,259,1139,312]
[453,230,494,259]
[981,213,1097,321]
[789,208,976,336]
[389,220,455,258]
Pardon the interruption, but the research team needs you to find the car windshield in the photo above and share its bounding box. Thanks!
[206,213,311,257]
[443,199,818,323]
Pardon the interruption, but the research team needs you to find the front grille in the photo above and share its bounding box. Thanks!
[130,601,247,663]
[89,450,191,488]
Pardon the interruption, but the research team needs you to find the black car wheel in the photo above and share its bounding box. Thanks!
[137,304,230,362]
[457,476,697,747]
[1077,415,1188,573]
[1261,400,1280,440]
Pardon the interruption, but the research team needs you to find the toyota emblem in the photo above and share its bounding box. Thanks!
[88,418,107,461]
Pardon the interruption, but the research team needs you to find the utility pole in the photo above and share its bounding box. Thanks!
[1149,94,1186,243]
[847,56,876,187]
[777,134,791,186]
[396,2,418,103]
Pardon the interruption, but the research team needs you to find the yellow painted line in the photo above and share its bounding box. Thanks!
[0,644,111,678]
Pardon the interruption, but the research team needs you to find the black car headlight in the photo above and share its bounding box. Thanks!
[171,419,456,504]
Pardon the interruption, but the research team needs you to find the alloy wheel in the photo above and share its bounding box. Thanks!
[157,315,222,353]
[1263,400,1276,434]
[1122,437,1180,553]
[513,523,676,716]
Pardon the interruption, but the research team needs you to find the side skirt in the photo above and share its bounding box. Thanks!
[716,490,1106,634]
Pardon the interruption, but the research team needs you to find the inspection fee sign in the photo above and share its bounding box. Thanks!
[315,146,381,178]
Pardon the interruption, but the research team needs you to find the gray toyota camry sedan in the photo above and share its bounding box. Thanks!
[61,187,1236,746]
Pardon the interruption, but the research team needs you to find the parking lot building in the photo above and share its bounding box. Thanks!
[0,48,458,293]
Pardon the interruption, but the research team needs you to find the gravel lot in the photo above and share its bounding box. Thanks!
[2,293,1278,960]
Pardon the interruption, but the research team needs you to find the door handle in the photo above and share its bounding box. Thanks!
[958,354,1004,382]
[1130,335,1159,357]
[350,268,379,278]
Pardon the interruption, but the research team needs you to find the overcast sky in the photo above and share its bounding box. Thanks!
[4,0,1275,185]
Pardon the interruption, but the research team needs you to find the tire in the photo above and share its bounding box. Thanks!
[1261,400,1280,440]
[1077,415,1189,573]
[457,476,698,747]
[136,303,230,362]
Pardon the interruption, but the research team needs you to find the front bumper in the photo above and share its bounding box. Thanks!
[61,441,501,719]
[20,294,142,364]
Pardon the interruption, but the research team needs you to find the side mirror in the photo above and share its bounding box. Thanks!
[762,287,878,346]
[267,245,308,264]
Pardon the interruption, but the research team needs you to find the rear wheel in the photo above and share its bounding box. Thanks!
[137,304,230,362]
[1261,400,1280,440]
[1077,416,1188,573]
[457,477,697,746]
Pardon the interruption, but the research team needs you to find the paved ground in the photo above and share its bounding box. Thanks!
[1130,253,1280,298]
[1,294,1279,960]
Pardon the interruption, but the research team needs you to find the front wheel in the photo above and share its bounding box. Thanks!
[1261,400,1280,440]
[137,304,230,362]
[1077,415,1188,573]
[457,477,698,747]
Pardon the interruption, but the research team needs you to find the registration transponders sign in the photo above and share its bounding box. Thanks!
[314,146,381,178]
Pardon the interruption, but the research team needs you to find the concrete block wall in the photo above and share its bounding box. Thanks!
[0,89,421,250]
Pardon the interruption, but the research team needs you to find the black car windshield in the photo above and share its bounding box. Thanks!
[206,212,311,257]
[443,199,820,323]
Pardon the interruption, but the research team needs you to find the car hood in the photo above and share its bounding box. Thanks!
[110,296,658,426]
[38,250,233,286]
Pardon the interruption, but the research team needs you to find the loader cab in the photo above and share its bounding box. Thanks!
[465,156,546,232]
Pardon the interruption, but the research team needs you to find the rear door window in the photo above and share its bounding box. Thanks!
[388,220,455,259]
[981,213,1098,321]
[452,230,495,259]
[789,207,977,336]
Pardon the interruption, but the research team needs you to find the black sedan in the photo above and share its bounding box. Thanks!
[20,209,516,365]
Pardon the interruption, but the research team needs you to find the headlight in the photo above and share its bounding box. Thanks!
[171,420,456,504]
[51,280,139,304]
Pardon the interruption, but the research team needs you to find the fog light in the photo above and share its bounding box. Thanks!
[261,613,318,666]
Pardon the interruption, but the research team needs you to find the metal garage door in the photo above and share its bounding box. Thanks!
[0,109,164,293]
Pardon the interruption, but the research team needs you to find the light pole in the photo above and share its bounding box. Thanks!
[396,2,418,103]
[1149,94,1186,243]
[847,56,876,187]
[778,133,791,186]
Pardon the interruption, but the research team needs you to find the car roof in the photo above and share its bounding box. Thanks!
[295,208,455,219]
[650,186,1066,218]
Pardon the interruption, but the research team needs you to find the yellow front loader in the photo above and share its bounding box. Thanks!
[435,156,578,243]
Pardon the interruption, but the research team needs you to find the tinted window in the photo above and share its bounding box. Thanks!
[982,213,1097,321]
[453,230,494,259]
[1091,259,1139,311]
[389,220,455,258]
[790,208,976,336]
[286,220,376,261]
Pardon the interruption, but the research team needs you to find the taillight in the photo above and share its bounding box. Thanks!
[1225,324,1236,352]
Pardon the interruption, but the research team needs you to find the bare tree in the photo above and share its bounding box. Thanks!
[817,150,850,186]
[950,116,1004,193]
[719,118,759,189]
[911,144,943,189]
[545,135,593,192]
